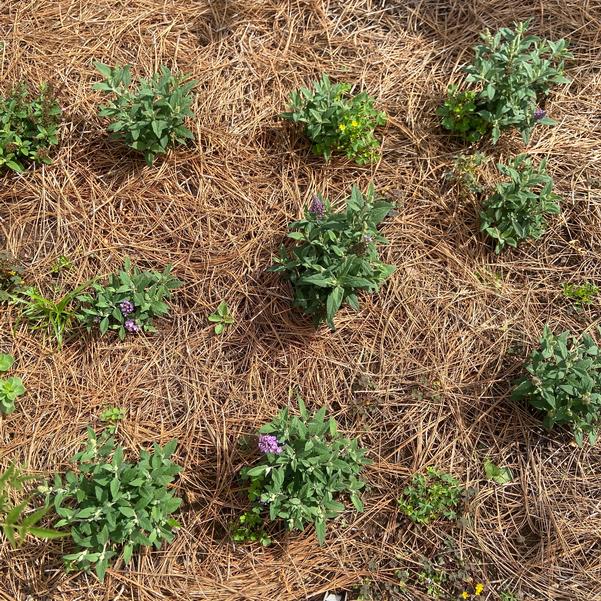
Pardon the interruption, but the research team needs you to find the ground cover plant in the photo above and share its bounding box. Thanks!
[0,353,25,415]
[94,63,196,165]
[76,259,181,340]
[208,301,234,334]
[562,282,598,307]
[0,250,24,301]
[48,427,181,582]
[479,154,560,253]
[282,74,386,164]
[241,398,370,544]
[439,20,571,143]
[512,326,601,445]
[0,82,61,172]
[271,186,395,329]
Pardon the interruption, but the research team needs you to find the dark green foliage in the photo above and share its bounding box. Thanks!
[479,154,560,253]
[440,21,571,144]
[563,282,598,306]
[0,82,61,172]
[241,398,370,544]
[271,185,395,330]
[231,507,271,546]
[397,468,463,524]
[0,463,66,547]
[77,259,181,340]
[0,353,25,415]
[437,85,489,143]
[49,428,181,582]
[94,63,196,165]
[0,250,24,302]
[512,326,601,445]
[282,74,386,164]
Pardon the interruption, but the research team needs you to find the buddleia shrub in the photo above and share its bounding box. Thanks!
[0,83,61,172]
[94,63,196,165]
[49,428,181,581]
[240,398,370,544]
[271,185,395,330]
[282,74,386,165]
[479,154,560,253]
[512,326,601,445]
[439,21,571,144]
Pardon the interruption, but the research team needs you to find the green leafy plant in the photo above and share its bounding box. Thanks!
[483,459,513,485]
[208,301,234,334]
[77,259,181,340]
[50,255,73,276]
[446,151,489,196]
[1,463,66,547]
[0,250,25,302]
[241,398,370,544]
[440,21,571,144]
[94,63,196,165]
[271,186,395,330]
[231,506,271,546]
[563,282,598,307]
[11,285,84,347]
[0,353,25,415]
[282,74,386,164]
[49,428,181,582]
[0,82,61,172]
[99,407,126,424]
[397,468,463,524]
[479,154,560,253]
[512,326,601,445]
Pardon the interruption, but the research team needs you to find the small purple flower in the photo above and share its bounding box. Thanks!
[309,195,325,219]
[533,107,546,121]
[124,319,140,334]
[119,300,135,316]
[258,434,283,455]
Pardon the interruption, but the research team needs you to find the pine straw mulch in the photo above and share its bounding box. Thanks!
[1,0,601,599]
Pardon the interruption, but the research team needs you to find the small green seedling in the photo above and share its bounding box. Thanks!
[563,282,598,307]
[0,353,25,415]
[50,255,73,275]
[483,459,513,484]
[232,507,271,546]
[99,407,126,424]
[208,301,234,334]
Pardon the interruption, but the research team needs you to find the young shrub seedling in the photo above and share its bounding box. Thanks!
[397,468,463,524]
[94,62,196,165]
[231,506,271,547]
[282,74,387,165]
[439,21,571,144]
[512,326,601,445]
[0,82,61,172]
[271,186,395,330]
[480,154,560,253]
[241,397,370,544]
[208,301,234,335]
[562,282,598,307]
[0,354,25,415]
[0,250,25,302]
[77,259,181,340]
[48,428,181,582]
[1,463,66,547]
[99,406,126,424]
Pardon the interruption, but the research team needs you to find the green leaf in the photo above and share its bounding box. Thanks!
[0,354,14,372]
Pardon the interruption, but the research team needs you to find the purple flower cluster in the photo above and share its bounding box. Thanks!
[119,300,135,315]
[533,107,546,121]
[124,319,141,334]
[309,195,325,219]
[258,434,283,455]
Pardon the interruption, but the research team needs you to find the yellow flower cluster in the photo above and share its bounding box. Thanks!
[460,583,485,599]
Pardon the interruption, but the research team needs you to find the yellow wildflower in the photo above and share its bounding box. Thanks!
[351,120,359,127]
[461,593,469,600]
[475,583,484,596]
[338,123,346,132]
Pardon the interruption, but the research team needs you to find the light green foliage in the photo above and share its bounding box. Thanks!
[282,74,386,165]
[0,250,25,302]
[49,428,181,582]
[241,398,370,544]
[11,286,83,347]
[0,463,66,547]
[208,301,234,335]
[271,185,395,330]
[512,326,601,445]
[0,82,61,172]
[94,62,196,165]
[446,151,488,195]
[231,507,271,546]
[50,255,73,275]
[77,259,181,340]
[0,353,25,414]
[500,591,520,601]
[397,467,463,524]
[480,154,560,253]
[441,21,571,143]
[483,459,513,484]
[99,407,126,424]
[563,282,598,306]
